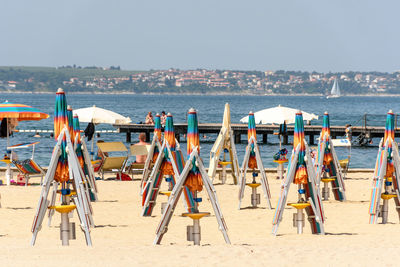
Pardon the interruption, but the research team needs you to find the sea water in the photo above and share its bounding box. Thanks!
[0,93,399,169]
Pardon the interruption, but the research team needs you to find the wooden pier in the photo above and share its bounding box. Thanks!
[114,123,396,145]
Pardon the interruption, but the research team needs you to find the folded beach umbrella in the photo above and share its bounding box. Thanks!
[240,105,318,124]
[54,88,69,183]
[369,110,400,224]
[152,114,162,162]
[247,112,257,169]
[161,113,176,175]
[384,111,395,177]
[67,106,74,144]
[321,112,334,171]
[73,115,84,169]
[185,108,203,192]
[294,112,308,184]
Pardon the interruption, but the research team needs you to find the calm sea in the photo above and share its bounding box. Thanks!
[1,93,399,169]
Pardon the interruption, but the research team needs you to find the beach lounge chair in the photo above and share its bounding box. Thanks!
[97,141,128,180]
[12,159,45,186]
[126,144,151,176]
[339,157,350,176]
[7,142,45,186]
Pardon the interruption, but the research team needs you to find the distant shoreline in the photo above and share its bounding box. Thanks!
[2,91,400,97]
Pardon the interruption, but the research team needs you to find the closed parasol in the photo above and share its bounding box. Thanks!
[54,88,69,183]
[185,108,202,192]
[247,111,257,169]
[293,111,308,184]
[152,114,162,162]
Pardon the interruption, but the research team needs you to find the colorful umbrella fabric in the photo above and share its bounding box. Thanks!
[73,115,84,169]
[67,106,74,143]
[152,114,162,162]
[247,112,257,169]
[0,101,49,121]
[54,88,69,183]
[161,113,176,175]
[384,111,395,177]
[185,108,202,192]
[320,112,334,174]
[293,112,308,184]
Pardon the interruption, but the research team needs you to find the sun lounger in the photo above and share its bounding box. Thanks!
[126,144,151,176]
[12,159,45,186]
[96,142,128,180]
[7,142,45,186]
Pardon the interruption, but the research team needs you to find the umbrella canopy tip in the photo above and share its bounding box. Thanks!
[296,110,302,114]
[156,113,160,116]
[57,88,64,93]
[388,109,393,114]
[67,105,72,110]
[188,108,196,113]
[167,112,172,116]
[249,111,253,114]
[324,111,329,115]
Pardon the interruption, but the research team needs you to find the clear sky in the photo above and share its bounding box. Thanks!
[1,0,399,72]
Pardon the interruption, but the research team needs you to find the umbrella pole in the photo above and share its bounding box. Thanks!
[5,119,11,186]
[91,137,94,160]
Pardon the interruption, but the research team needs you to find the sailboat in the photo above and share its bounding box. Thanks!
[326,78,341,99]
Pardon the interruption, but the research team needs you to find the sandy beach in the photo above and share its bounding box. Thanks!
[0,171,399,267]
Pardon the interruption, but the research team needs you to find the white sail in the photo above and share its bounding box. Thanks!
[327,78,341,98]
[330,78,341,96]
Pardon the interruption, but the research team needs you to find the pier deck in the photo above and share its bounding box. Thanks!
[114,123,394,145]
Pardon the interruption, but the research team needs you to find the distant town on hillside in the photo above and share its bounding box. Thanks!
[0,66,400,95]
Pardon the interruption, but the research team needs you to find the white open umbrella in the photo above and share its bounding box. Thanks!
[240,105,318,124]
[73,105,131,124]
[73,105,131,159]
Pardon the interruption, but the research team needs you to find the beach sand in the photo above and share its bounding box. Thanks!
[0,171,399,267]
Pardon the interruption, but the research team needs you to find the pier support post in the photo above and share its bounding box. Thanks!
[145,132,150,143]
[309,134,314,145]
[283,135,288,145]
[126,132,131,143]
[234,133,241,144]
[175,133,180,143]
[262,134,268,144]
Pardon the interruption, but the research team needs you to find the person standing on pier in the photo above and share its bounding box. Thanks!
[345,124,352,142]
[160,111,167,126]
